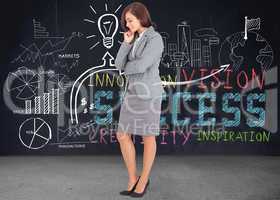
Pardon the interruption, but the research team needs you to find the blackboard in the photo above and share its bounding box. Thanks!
[1,0,279,155]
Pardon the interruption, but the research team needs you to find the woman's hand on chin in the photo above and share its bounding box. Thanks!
[124,30,135,44]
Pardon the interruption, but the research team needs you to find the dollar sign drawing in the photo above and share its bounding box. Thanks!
[89,103,95,110]
[81,97,87,106]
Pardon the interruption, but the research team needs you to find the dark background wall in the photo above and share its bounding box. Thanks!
[1,0,279,155]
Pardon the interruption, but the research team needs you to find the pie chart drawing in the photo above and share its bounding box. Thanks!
[19,118,52,149]
[47,73,71,92]
[7,67,41,100]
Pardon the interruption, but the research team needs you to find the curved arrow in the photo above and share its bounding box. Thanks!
[153,64,230,86]
[70,52,229,123]
[70,52,121,124]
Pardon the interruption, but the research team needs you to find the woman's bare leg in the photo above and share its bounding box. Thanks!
[134,135,157,193]
[116,132,139,190]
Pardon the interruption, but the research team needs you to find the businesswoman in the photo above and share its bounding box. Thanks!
[115,2,165,198]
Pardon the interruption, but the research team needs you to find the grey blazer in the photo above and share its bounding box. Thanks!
[115,26,165,100]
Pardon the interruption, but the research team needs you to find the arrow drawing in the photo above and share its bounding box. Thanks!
[154,64,230,86]
[70,51,122,124]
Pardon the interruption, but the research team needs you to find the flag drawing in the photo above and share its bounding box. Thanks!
[244,16,261,40]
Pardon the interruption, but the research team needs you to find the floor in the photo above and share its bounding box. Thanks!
[0,155,279,200]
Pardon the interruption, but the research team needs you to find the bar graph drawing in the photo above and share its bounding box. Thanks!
[25,100,32,114]
[24,89,60,114]
[34,96,41,114]
[33,19,64,39]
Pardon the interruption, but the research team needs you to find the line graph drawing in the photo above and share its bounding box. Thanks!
[12,32,82,67]
[55,120,99,144]
[54,59,80,72]
[19,118,52,149]
[57,125,82,143]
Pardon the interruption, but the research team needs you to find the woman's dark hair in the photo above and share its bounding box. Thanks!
[120,2,157,32]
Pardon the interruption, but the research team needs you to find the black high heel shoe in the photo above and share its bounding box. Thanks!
[130,179,150,198]
[119,176,140,195]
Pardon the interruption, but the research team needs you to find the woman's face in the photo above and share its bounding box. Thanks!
[125,11,142,33]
